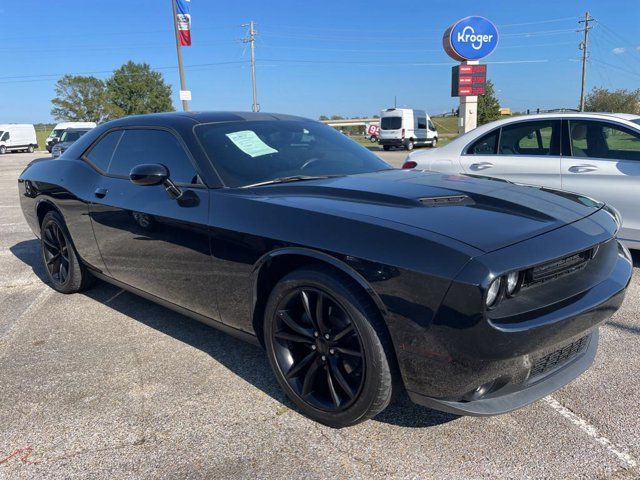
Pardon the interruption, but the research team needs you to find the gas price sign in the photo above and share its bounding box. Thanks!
[451,64,487,97]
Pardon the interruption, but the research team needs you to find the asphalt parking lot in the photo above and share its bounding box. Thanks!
[1,152,639,479]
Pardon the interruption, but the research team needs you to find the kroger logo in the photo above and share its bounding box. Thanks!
[444,16,499,61]
[457,26,494,51]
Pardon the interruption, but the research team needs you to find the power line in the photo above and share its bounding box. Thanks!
[0,61,249,84]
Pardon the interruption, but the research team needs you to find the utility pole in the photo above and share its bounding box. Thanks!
[242,21,259,112]
[578,11,594,112]
[171,0,189,111]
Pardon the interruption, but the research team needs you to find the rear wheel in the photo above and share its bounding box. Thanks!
[405,140,414,151]
[27,145,35,153]
[264,266,393,428]
[40,211,94,294]
[0,146,6,154]
[382,145,390,151]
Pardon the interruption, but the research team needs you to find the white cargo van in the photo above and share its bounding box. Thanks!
[0,124,38,154]
[46,122,97,152]
[379,108,438,151]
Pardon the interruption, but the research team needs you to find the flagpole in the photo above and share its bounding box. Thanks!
[171,0,189,111]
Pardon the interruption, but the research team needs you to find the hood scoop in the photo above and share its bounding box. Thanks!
[418,195,474,207]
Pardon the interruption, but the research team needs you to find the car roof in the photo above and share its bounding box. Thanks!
[103,111,312,128]
[476,111,640,128]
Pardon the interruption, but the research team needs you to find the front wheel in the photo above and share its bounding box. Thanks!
[382,145,390,151]
[0,145,6,154]
[264,267,393,428]
[40,211,94,294]
[430,137,438,148]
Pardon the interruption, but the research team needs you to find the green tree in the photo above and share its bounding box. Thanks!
[319,115,329,121]
[477,80,501,125]
[584,87,640,114]
[50,75,117,122]
[106,61,174,116]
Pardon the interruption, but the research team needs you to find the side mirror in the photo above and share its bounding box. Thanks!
[129,163,168,186]
[129,163,183,200]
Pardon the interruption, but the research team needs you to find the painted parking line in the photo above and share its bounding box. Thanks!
[544,396,637,469]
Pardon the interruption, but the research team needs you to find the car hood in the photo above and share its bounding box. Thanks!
[250,170,605,253]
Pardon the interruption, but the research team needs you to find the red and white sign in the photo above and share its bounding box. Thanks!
[367,124,380,136]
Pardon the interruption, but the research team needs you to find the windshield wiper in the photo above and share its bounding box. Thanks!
[241,175,341,188]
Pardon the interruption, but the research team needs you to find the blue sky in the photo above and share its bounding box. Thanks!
[1,0,639,123]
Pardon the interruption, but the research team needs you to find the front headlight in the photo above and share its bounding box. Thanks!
[486,278,501,307]
[506,271,520,296]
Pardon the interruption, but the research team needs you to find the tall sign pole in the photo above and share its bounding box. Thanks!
[242,21,259,112]
[443,16,499,134]
[172,0,192,111]
[578,12,594,112]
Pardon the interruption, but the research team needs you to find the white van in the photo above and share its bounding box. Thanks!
[379,108,438,151]
[46,122,97,152]
[0,124,38,154]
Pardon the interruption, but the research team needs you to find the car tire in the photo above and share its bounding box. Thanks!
[0,146,6,154]
[382,145,390,151]
[264,266,393,428]
[430,137,438,148]
[28,145,35,153]
[40,211,94,294]
[405,140,414,151]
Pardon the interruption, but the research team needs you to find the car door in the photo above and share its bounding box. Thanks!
[561,119,640,245]
[84,127,220,320]
[459,119,562,188]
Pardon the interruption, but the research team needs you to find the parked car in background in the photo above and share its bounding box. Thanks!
[379,108,438,151]
[51,128,93,158]
[18,112,632,427]
[0,124,38,154]
[46,122,97,152]
[404,112,640,249]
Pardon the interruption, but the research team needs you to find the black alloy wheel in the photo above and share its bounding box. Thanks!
[42,220,70,285]
[264,267,393,428]
[272,287,365,412]
[40,211,94,294]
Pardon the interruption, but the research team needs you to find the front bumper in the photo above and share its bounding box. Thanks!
[408,324,602,416]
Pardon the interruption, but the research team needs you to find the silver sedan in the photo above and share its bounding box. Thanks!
[405,112,640,249]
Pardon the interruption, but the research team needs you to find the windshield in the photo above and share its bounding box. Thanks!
[60,130,88,142]
[632,119,640,127]
[381,117,402,130]
[51,129,65,138]
[195,120,391,188]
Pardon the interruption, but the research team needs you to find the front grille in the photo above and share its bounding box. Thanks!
[530,335,589,379]
[523,246,597,287]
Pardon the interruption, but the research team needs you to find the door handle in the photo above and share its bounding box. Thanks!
[470,162,494,170]
[568,164,598,173]
[94,187,108,199]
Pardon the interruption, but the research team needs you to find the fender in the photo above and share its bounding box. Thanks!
[251,246,389,318]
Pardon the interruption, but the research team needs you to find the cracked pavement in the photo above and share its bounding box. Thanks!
[1,153,639,479]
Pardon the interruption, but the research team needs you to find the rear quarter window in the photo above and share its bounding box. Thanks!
[84,131,123,172]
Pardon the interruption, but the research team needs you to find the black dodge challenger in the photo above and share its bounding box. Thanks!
[19,112,632,428]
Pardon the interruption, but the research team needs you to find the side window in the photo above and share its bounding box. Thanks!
[417,117,427,129]
[499,120,558,156]
[85,130,123,172]
[1,132,9,141]
[570,120,640,161]
[428,119,435,131]
[108,129,199,184]
[467,130,498,155]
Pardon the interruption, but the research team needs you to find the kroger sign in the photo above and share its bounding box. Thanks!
[443,16,499,62]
